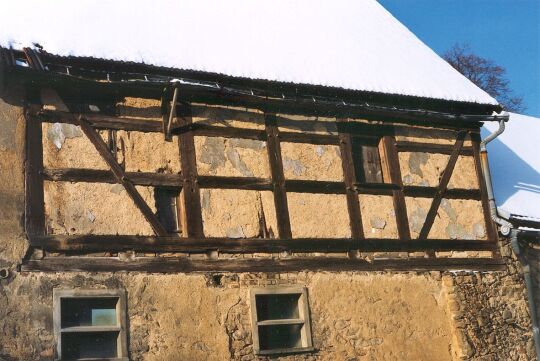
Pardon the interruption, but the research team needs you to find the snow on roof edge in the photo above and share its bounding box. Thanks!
[0,0,499,106]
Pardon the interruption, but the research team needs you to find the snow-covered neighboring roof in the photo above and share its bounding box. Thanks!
[0,0,497,106]
[483,113,540,222]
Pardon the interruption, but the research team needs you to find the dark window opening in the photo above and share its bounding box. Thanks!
[351,137,384,183]
[154,187,181,234]
[62,331,118,359]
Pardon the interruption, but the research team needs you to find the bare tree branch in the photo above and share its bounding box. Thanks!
[444,43,526,112]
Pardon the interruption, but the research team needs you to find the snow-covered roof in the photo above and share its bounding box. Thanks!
[0,0,497,106]
[483,113,540,222]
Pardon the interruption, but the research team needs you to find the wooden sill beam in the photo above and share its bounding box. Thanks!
[20,256,506,273]
[29,234,497,253]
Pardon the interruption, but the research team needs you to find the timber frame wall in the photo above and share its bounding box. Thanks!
[4,48,504,272]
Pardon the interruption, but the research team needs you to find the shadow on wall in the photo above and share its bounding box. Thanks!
[481,127,540,205]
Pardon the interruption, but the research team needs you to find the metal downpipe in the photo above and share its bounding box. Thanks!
[480,119,513,234]
[481,118,540,360]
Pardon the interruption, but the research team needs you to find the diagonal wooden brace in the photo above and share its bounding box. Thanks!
[78,116,168,236]
[418,131,467,240]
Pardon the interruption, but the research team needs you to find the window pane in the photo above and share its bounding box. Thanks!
[62,331,118,359]
[256,294,300,321]
[61,298,118,327]
[258,324,303,351]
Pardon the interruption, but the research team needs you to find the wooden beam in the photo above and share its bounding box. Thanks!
[198,175,272,191]
[21,256,506,273]
[265,113,292,239]
[42,168,182,187]
[396,141,474,156]
[382,135,411,240]
[403,186,481,200]
[24,108,45,236]
[177,104,205,237]
[78,117,168,236]
[338,128,364,243]
[418,131,467,239]
[40,169,482,200]
[29,234,497,254]
[285,179,346,194]
[39,109,163,132]
[470,133,498,242]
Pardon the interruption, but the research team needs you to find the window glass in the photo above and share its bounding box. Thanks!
[258,324,302,351]
[61,298,117,327]
[62,332,118,359]
[255,294,300,321]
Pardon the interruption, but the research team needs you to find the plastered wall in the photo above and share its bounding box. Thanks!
[41,97,490,243]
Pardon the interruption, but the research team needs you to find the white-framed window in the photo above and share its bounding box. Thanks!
[249,286,314,355]
[53,289,128,361]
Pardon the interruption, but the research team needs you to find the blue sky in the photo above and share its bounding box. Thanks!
[379,0,540,117]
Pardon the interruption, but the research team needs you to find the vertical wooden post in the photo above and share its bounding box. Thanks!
[382,135,411,240]
[470,131,498,244]
[265,113,292,239]
[24,106,45,236]
[337,123,364,244]
[177,103,204,237]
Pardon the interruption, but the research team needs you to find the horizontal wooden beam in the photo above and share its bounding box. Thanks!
[20,255,506,273]
[29,234,497,253]
[42,168,182,187]
[198,175,272,190]
[39,110,163,132]
[42,169,482,200]
[403,186,481,200]
[396,141,474,156]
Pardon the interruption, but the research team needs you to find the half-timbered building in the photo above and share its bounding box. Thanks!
[0,1,535,360]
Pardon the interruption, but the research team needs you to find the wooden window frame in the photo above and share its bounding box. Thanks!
[53,289,128,361]
[249,286,314,355]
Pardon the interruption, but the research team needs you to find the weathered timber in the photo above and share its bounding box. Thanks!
[381,136,411,240]
[42,168,182,187]
[471,132,498,242]
[29,234,498,255]
[24,108,45,236]
[177,104,205,237]
[403,186,481,200]
[40,169,482,200]
[396,141,474,156]
[338,127,364,242]
[418,131,467,240]
[175,123,267,141]
[21,256,506,273]
[78,117,168,236]
[198,176,272,191]
[265,113,292,239]
[29,234,497,253]
[285,180,346,194]
[39,110,163,132]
